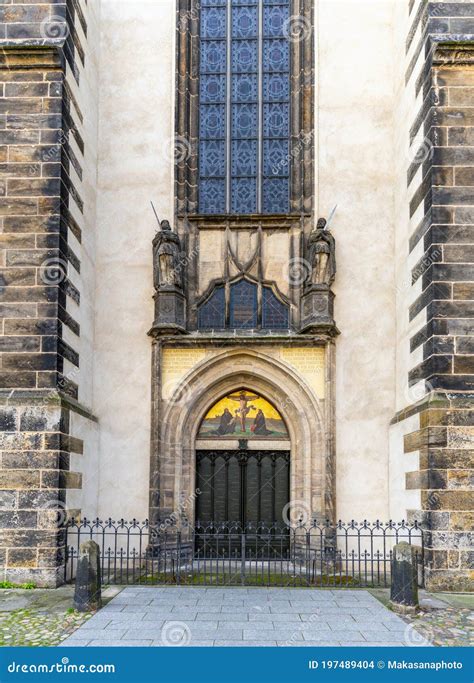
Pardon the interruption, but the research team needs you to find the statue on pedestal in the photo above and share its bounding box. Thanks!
[150,214,187,336]
[299,216,337,334]
[307,218,336,287]
[153,220,183,290]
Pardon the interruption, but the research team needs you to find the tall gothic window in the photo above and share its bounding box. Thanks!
[199,0,291,215]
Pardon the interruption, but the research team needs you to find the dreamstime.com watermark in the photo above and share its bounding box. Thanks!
[7,657,115,675]
[149,488,203,536]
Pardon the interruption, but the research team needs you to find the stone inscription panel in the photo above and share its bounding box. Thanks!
[161,348,206,399]
[280,347,325,399]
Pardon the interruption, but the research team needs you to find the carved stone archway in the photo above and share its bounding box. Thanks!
[150,348,335,527]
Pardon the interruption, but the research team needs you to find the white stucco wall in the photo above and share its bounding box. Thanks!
[388,0,424,521]
[65,0,101,517]
[92,0,175,519]
[388,414,421,521]
[67,411,100,518]
[393,0,430,415]
[317,0,397,521]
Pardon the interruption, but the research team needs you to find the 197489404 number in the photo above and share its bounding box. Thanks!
[308,660,376,669]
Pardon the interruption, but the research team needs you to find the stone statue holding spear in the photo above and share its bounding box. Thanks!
[151,202,183,290]
[307,207,337,286]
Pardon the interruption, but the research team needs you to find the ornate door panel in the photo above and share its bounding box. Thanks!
[195,450,290,525]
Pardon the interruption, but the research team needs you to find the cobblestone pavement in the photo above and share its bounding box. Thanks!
[0,586,119,647]
[402,604,473,647]
[371,589,474,648]
[0,608,92,647]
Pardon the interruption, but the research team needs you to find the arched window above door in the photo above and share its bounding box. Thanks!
[229,279,258,328]
[197,278,289,330]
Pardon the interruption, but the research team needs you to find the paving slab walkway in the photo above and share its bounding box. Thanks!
[59,587,422,647]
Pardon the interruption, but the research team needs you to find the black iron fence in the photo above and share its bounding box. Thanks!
[64,518,424,588]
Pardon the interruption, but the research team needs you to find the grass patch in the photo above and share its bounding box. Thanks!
[0,582,36,590]
[102,573,359,587]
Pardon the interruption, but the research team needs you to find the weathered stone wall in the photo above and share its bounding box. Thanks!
[391,0,474,591]
[0,3,65,42]
[0,400,82,586]
[0,49,70,395]
[391,394,474,591]
[0,0,98,586]
[408,47,474,395]
[0,47,74,586]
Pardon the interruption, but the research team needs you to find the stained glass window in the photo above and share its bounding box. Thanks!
[198,0,291,214]
[229,279,258,328]
[198,286,226,329]
[262,287,289,328]
[197,279,289,330]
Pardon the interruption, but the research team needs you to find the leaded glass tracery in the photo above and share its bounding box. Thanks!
[198,285,226,329]
[198,0,291,215]
[197,279,289,330]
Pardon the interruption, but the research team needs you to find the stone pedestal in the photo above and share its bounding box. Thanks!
[300,285,335,332]
[73,540,102,612]
[390,541,419,614]
[151,287,186,335]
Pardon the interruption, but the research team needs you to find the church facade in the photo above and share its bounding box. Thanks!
[0,0,473,591]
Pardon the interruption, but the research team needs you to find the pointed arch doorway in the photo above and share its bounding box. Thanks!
[195,389,291,527]
[151,348,334,532]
